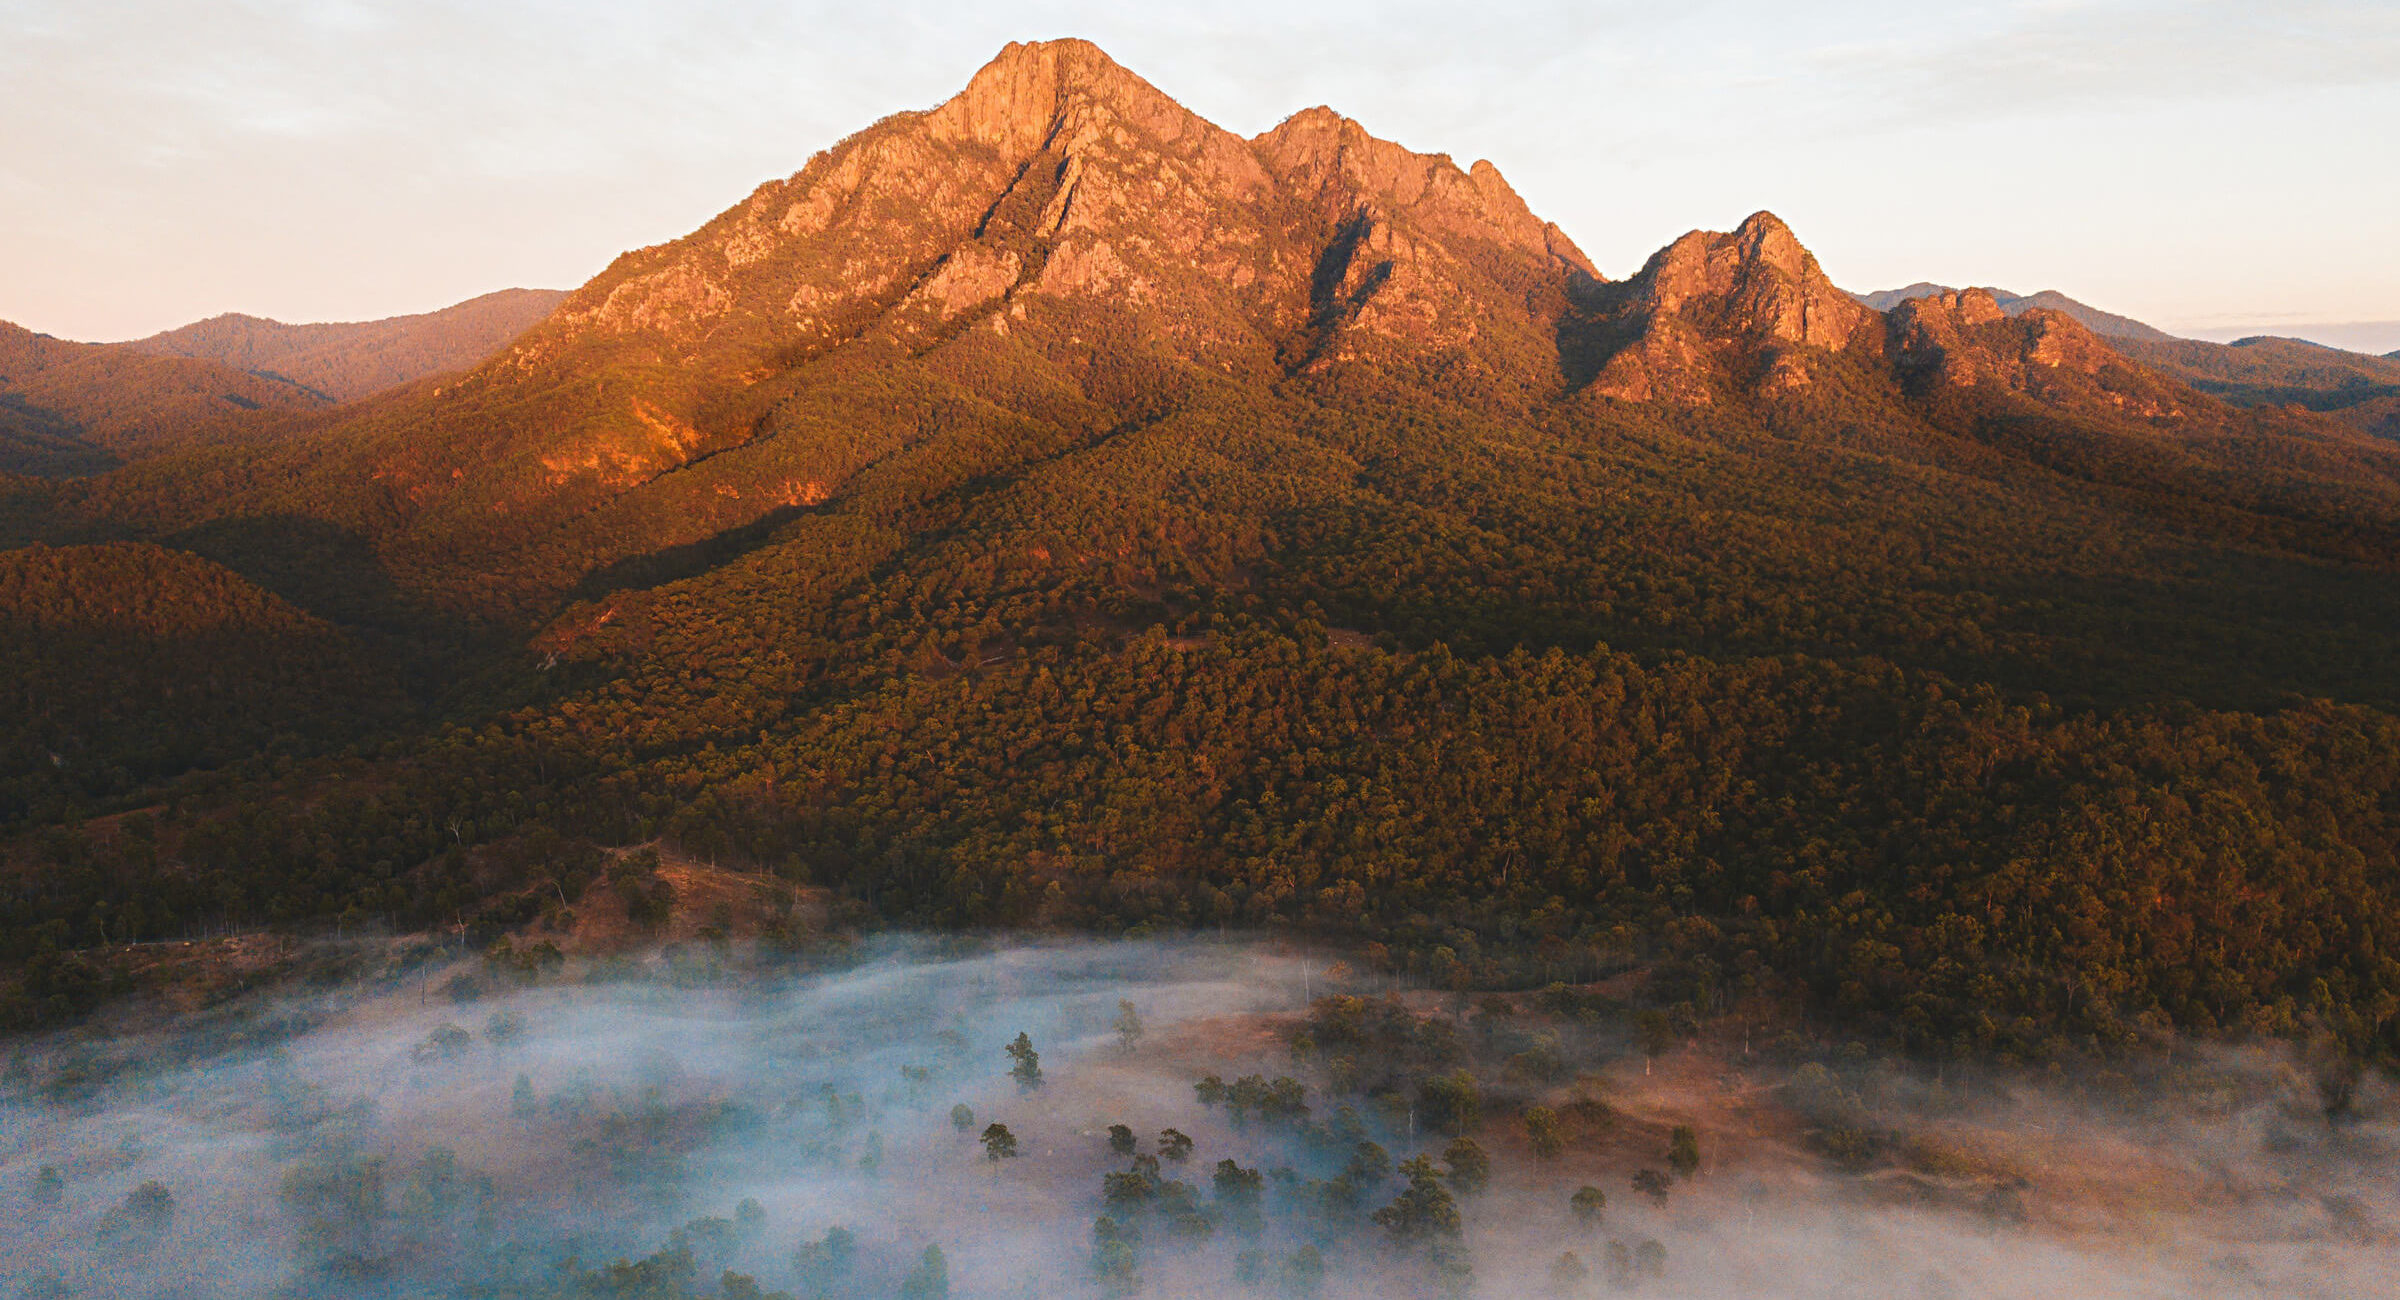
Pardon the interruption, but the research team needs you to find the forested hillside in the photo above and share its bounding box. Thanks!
[2,41,2396,1071]
[0,542,403,827]
[2116,334,2400,439]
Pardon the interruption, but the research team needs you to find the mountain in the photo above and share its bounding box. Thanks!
[125,287,568,402]
[1852,282,2173,341]
[7,40,2400,1067]
[0,322,328,476]
[65,39,1609,612]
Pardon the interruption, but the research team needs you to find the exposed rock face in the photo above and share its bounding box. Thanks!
[1256,106,1597,369]
[433,39,1612,520]
[1889,289,2185,418]
[1579,212,1880,403]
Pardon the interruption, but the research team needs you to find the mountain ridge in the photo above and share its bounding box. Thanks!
[126,288,567,402]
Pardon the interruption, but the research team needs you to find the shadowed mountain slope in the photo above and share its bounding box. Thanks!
[126,288,568,402]
[0,542,404,824]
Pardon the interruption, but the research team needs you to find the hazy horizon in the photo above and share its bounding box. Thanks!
[3,1,2393,349]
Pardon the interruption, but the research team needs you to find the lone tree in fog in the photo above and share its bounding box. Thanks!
[1346,1139,1392,1186]
[30,1165,63,1207]
[1441,1137,1490,1196]
[1282,1244,1326,1297]
[981,1122,1020,1162]
[1211,1156,1265,1235]
[1547,1250,1590,1295]
[1107,1124,1138,1157]
[1630,1168,1671,1205]
[1636,1010,1674,1074]
[1668,1125,1700,1178]
[96,1180,174,1251]
[793,1226,856,1290]
[1372,1157,1462,1245]
[511,1074,537,1118]
[1114,999,1144,1054]
[1523,1105,1564,1161]
[1092,1216,1142,1296]
[1212,1158,1264,1205]
[1006,1032,1043,1092]
[951,1103,975,1133]
[899,1243,950,1299]
[1570,1184,1606,1226]
[1418,1070,1480,1136]
[1157,1128,1194,1162]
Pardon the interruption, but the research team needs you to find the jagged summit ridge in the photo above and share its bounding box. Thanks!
[1579,211,1878,403]
[507,38,1592,376]
[927,39,1242,166]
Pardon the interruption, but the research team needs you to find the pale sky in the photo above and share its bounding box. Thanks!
[4,0,2396,348]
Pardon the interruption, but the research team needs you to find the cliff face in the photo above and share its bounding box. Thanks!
[1891,289,2188,419]
[505,40,1596,383]
[1576,212,1881,404]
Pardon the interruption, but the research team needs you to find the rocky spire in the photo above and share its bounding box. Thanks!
[1581,211,1880,403]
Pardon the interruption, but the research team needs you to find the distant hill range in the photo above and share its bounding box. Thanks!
[2113,334,2400,440]
[1857,282,2399,438]
[0,289,566,476]
[125,287,568,402]
[1,321,328,476]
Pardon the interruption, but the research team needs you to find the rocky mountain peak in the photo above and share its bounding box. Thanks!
[927,39,1235,168]
[1632,211,1867,344]
[1888,285,2182,416]
[1581,211,1878,403]
[1254,109,1588,275]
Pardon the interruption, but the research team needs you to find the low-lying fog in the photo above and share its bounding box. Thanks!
[3,938,2394,1298]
